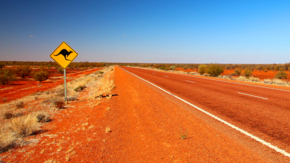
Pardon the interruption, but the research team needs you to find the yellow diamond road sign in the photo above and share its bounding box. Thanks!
[50,42,78,69]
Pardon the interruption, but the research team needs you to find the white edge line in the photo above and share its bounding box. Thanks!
[185,80,195,83]
[238,92,268,100]
[127,66,290,93]
[120,67,290,158]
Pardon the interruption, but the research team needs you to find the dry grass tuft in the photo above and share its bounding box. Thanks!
[105,126,111,133]
[3,111,13,119]
[34,111,51,123]
[10,114,40,137]
[0,127,17,153]
[16,101,24,109]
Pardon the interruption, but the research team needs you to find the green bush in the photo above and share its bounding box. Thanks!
[275,71,288,79]
[198,64,207,75]
[169,66,176,70]
[0,69,16,85]
[244,68,252,77]
[233,69,241,76]
[206,64,224,77]
[33,71,49,82]
[15,66,31,78]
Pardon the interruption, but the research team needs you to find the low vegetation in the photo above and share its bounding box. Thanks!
[11,114,40,137]
[275,70,288,79]
[180,129,187,140]
[0,69,16,85]
[15,65,31,78]
[198,64,207,75]
[244,68,252,77]
[206,64,224,77]
[33,70,50,83]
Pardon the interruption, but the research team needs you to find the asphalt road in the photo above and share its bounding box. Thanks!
[121,66,290,157]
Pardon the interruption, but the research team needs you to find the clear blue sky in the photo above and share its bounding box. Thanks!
[0,0,289,64]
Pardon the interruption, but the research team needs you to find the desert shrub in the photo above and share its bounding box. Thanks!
[35,112,51,123]
[53,99,65,109]
[273,79,287,86]
[0,63,5,69]
[198,64,207,75]
[233,69,241,76]
[0,69,16,85]
[15,66,31,78]
[159,66,166,70]
[189,72,199,75]
[249,77,260,82]
[74,85,86,92]
[99,71,104,75]
[57,67,64,74]
[264,79,273,84]
[183,65,188,70]
[10,114,40,137]
[47,64,52,69]
[33,71,49,82]
[219,75,232,80]
[275,71,288,79]
[67,96,77,101]
[169,66,176,70]
[3,111,13,119]
[16,101,24,109]
[206,64,223,77]
[236,76,248,81]
[288,67,290,72]
[244,68,252,77]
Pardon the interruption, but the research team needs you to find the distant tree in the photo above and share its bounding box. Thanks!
[0,69,16,85]
[33,71,49,83]
[206,64,223,77]
[244,68,252,77]
[275,71,288,79]
[198,64,208,75]
[15,65,32,78]
[233,69,241,76]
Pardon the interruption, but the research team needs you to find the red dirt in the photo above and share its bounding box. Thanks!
[0,68,101,104]
[0,66,270,162]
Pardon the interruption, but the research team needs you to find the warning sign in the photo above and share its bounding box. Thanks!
[50,42,78,69]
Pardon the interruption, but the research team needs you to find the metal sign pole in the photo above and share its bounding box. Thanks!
[64,68,67,102]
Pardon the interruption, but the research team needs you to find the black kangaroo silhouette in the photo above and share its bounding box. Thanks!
[54,49,73,61]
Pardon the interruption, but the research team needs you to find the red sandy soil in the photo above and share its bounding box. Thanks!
[0,66,270,162]
[0,68,101,104]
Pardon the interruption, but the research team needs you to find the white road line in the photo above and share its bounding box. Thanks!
[185,80,195,83]
[120,67,290,158]
[238,92,268,100]
[127,66,290,93]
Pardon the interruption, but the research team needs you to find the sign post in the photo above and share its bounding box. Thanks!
[50,41,78,102]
